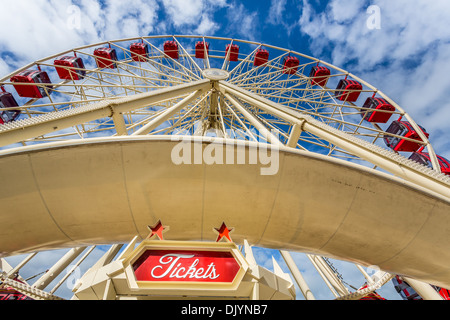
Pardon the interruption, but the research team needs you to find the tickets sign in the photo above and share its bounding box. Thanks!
[132,249,241,283]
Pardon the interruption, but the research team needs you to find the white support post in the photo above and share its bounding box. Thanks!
[102,278,117,300]
[280,251,316,300]
[6,253,37,279]
[223,92,281,145]
[402,277,444,300]
[33,247,87,290]
[286,123,302,148]
[356,264,375,285]
[90,244,123,271]
[112,111,128,136]
[49,246,96,294]
[312,255,349,297]
[307,254,339,298]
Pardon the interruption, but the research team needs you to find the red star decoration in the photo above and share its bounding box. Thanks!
[147,220,168,240]
[214,222,234,242]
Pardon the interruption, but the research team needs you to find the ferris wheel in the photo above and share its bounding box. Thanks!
[0,35,449,301]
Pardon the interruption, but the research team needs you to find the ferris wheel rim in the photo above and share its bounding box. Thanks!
[0,35,449,300]
[0,34,447,187]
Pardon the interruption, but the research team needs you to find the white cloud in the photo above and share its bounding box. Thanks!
[268,0,287,25]
[0,0,161,70]
[161,0,204,27]
[329,0,366,23]
[81,0,160,40]
[298,0,450,157]
[267,0,299,36]
[224,2,259,41]
[160,0,226,35]
[195,14,220,35]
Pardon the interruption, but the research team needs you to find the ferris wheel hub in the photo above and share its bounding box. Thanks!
[202,68,230,81]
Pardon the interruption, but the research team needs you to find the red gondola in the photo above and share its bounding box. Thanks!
[10,70,53,99]
[0,278,33,300]
[164,41,179,60]
[94,47,118,69]
[392,276,450,300]
[130,42,149,62]
[437,288,450,300]
[392,276,422,300]
[335,79,362,102]
[409,151,450,175]
[54,56,86,80]
[226,44,239,62]
[384,120,429,152]
[361,97,396,123]
[195,41,209,59]
[283,56,299,75]
[309,66,330,87]
[254,48,269,67]
[0,91,20,125]
[0,288,32,300]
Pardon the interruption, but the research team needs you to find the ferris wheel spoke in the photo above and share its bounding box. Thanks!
[228,52,288,84]
[131,89,208,136]
[230,64,283,87]
[152,93,210,136]
[105,42,197,85]
[172,37,205,77]
[228,45,262,78]
[142,38,202,82]
[220,99,258,142]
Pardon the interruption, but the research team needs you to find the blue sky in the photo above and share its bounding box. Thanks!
[2,0,450,300]
[1,0,449,157]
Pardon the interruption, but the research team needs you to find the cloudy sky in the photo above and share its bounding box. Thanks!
[2,0,449,300]
[1,0,449,156]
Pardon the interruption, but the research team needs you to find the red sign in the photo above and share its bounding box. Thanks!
[132,250,241,283]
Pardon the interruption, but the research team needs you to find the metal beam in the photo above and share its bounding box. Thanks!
[132,89,206,136]
[218,81,450,200]
[112,112,128,136]
[33,247,86,290]
[280,251,316,300]
[403,277,444,300]
[309,255,349,297]
[0,79,211,148]
[223,92,281,145]
[49,246,96,294]
[286,124,302,148]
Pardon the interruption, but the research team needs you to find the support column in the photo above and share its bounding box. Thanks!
[307,254,351,297]
[313,256,349,296]
[33,247,86,290]
[286,123,303,148]
[403,277,444,300]
[280,251,315,300]
[6,253,37,279]
[112,111,128,136]
[307,254,339,298]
